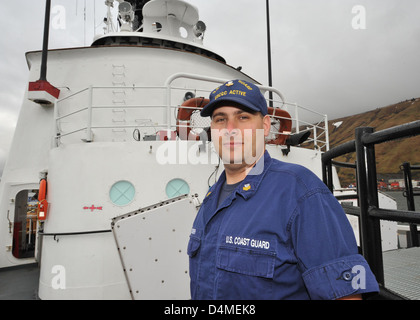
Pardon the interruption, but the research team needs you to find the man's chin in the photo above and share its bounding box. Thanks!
[220,152,243,164]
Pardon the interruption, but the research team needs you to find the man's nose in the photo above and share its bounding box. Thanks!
[224,119,239,136]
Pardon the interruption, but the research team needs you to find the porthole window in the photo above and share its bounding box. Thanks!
[110,181,136,206]
[153,22,162,32]
[179,27,188,38]
[166,179,190,198]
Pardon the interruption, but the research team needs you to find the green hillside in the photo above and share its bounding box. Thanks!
[326,98,420,186]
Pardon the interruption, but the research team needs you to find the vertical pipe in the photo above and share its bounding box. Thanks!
[294,103,299,133]
[324,114,330,151]
[53,100,59,146]
[402,162,419,247]
[322,159,333,193]
[321,157,328,188]
[166,86,172,136]
[327,161,333,192]
[365,137,384,282]
[355,127,384,285]
[355,128,369,255]
[86,85,93,142]
[266,0,273,107]
[40,0,52,81]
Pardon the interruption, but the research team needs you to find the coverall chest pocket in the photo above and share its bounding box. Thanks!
[215,247,276,299]
[217,247,276,278]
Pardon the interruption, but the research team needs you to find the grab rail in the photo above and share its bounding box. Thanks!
[53,73,329,151]
[321,120,420,299]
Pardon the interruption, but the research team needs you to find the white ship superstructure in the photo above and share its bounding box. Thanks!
[0,0,369,299]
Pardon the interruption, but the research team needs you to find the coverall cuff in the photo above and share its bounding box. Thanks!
[302,254,380,300]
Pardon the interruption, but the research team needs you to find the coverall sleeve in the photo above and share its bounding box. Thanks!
[290,188,379,300]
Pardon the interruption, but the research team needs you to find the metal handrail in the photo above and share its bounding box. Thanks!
[401,161,420,247]
[321,120,420,300]
[53,75,329,150]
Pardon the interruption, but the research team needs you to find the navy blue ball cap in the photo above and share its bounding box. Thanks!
[200,79,268,117]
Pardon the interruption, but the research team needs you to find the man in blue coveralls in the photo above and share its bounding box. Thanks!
[188,79,379,300]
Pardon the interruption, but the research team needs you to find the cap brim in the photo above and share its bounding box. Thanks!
[200,97,261,117]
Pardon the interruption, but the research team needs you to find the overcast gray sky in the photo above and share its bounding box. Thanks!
[1,0,420,175]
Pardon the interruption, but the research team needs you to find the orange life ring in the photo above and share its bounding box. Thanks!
[265,107,292,145]
[38,179,47,201]
[37,179,48,220]
[176,97,210,140]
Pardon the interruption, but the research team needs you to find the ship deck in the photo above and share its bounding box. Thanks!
[383,246,420,300]
[0,263,39,300]
[1,248,420,300]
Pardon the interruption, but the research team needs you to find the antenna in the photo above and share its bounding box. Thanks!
[84,0,87,46]
[40,0,52,81]
[266,0,273,107]
[27,0,60,105]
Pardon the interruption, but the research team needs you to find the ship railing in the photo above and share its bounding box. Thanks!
[165,73,329,151]
[322,120,420,300]
[401,162,420,247]
[170,99,328,151]
[53,74,329,152]
[54,85,173,144]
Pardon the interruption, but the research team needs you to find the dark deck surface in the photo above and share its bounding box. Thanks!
[0,263,39,300]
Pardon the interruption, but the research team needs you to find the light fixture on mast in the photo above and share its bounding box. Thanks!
[193,20,206,38]
[118,1,135,31]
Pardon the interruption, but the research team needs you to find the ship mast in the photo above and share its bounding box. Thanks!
[27,0,60,105]
[266,0,273,107]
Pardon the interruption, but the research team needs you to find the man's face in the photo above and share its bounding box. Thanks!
[210,104,271,168]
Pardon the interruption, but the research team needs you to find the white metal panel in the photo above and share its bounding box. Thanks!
[112,195,198,299]
[38,232,131,300]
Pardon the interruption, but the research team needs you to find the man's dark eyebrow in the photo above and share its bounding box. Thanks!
[211,110,250,118]
[211,111,225,118]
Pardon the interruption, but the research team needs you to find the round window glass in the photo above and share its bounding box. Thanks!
[109,181,135,206]
[179,27,188,38]
[166,179,190,198]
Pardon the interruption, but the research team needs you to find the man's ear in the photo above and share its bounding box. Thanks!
[263,115,271,137]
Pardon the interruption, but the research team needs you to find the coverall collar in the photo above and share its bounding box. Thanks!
[204,150,273,204]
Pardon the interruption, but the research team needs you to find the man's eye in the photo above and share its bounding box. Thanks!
[214,118,226,123]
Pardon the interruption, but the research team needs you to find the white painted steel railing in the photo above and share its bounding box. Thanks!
[53,73,329,151]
